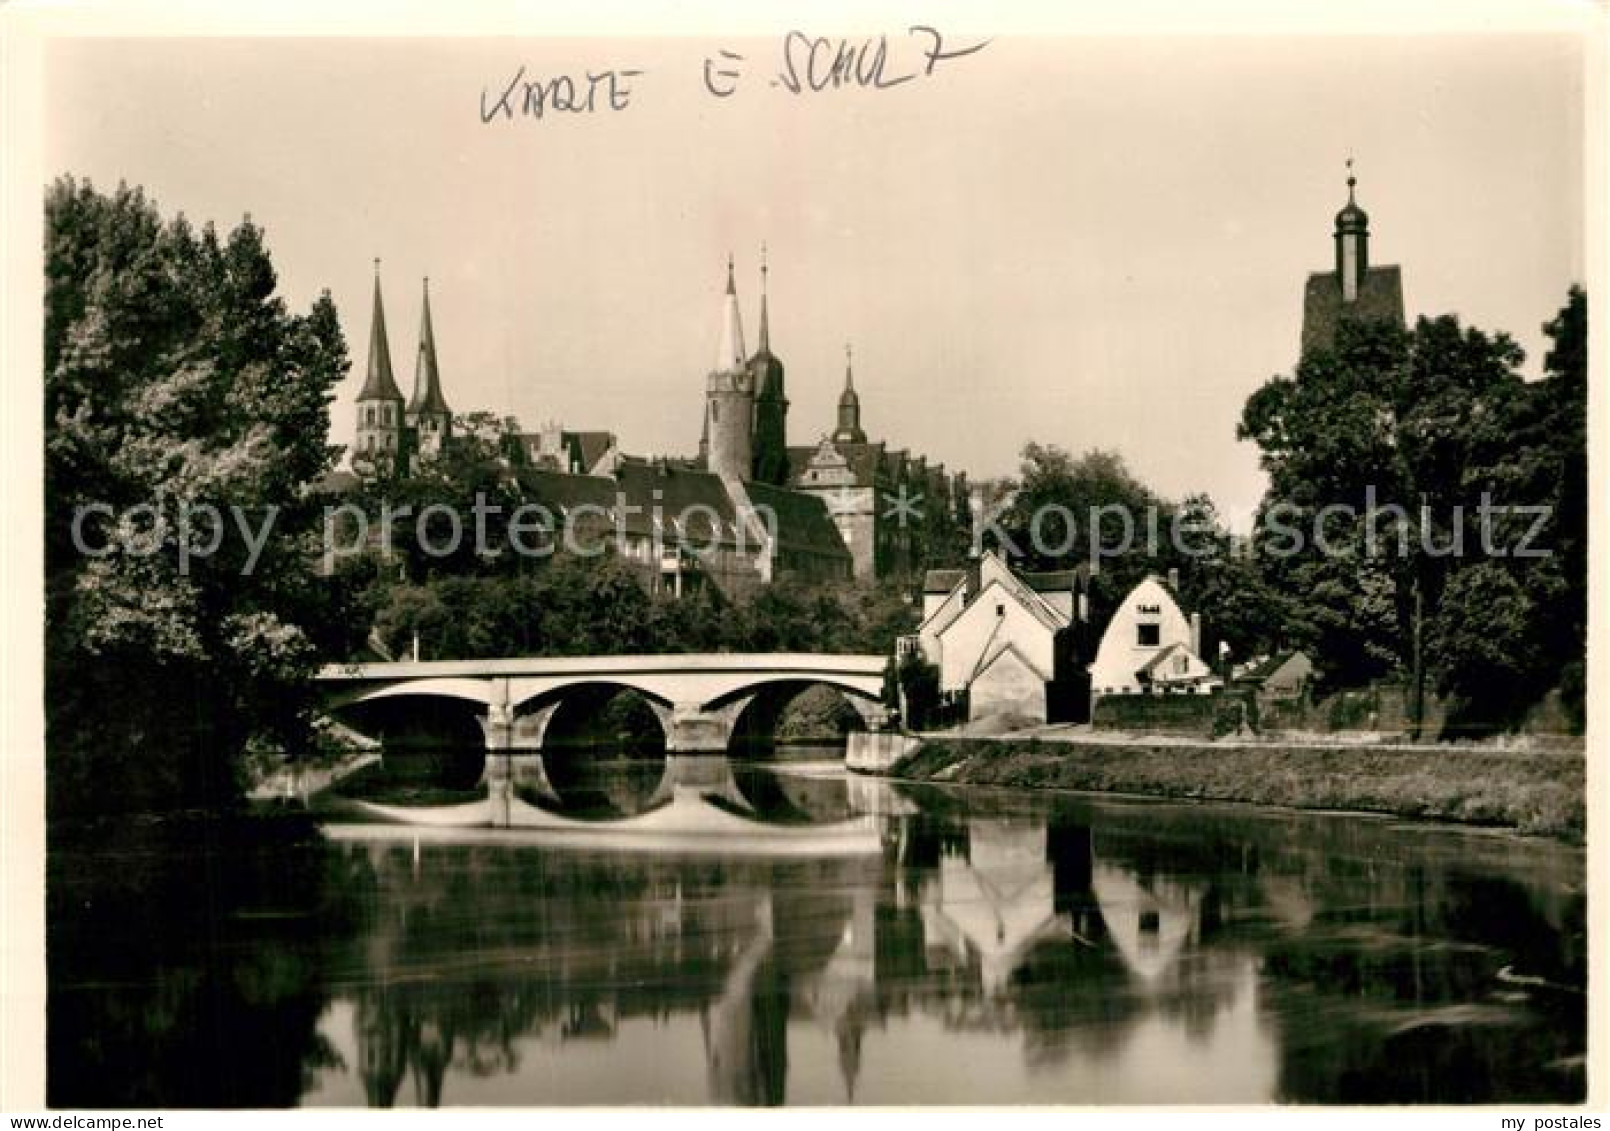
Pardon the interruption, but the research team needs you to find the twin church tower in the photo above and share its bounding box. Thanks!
[698,250,863,486]
[352,260,452,474]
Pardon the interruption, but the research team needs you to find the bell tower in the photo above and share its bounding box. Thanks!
[1334,158,1370,304]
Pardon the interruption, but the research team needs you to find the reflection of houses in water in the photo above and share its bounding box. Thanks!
[910,814,1214,995]
[1090,865,1204,986]
[318,797,1299,1106]
[922,820,1065,994]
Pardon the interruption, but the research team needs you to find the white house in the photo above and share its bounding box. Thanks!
[1088,574,1219,697]
[910,550,1085,723]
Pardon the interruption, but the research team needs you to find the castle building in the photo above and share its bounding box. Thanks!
[518,423,620,476]
[346,250,961,594]
[687,255,964,582]
[1300,165,1405,355]
[352,263,453,476]
[785,347,962,581]
[517,458,851,600]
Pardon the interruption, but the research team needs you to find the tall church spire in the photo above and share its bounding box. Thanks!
[749,243,790,485]
[359,258,403,401]
[714,253,747,372]
[833,342,866,444]
[408,276,450,416]
[757,243,771,353]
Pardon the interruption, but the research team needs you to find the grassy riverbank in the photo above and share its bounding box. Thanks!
[887,736,1586,842]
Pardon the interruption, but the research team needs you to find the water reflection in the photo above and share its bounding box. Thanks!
[48,766,1585,1107]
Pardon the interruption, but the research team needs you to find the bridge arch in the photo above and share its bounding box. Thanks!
[720,679,879,760]
[325,677,494,712]
[328,691,488,793]
[519,682,672,818]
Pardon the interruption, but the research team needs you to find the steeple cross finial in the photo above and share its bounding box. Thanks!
[1345,154,1356,201]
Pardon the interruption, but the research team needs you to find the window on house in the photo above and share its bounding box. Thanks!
[996,603,1005,618]
[366,406,376,426]
[1137,623,1160,647]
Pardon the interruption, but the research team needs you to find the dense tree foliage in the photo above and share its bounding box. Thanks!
[362,554,917,662]
[984,445,1287,664]
[1239,291,1587,731]
[46,177,353,816]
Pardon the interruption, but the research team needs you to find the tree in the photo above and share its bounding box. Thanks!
[46,177,351,815]
[1239,296,1587,731]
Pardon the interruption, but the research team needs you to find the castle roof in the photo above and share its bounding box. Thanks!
[518,463,738,547]
[566,430,615,474]
[743,480,852,561]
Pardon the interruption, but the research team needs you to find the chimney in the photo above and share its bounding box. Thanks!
[1190,612,1202,658]
[1167,567,1180,593]
[965,550,983,605]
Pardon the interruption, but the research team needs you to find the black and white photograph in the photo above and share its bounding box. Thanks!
[1,0,1602,1116]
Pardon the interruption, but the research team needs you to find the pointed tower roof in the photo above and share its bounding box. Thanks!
[359,259,403,401]
[834,343,867,444]
[713,254,747,373]
[408,276,450,415]
[838,343,860,409]
[755,243,773,356]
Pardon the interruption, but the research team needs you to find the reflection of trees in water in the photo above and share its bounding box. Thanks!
[1067,797,1586,1104]
[334,845,871,1106]
[47,818,345,1107]
[319,780,1583,1106]
[869,794,1584,1104]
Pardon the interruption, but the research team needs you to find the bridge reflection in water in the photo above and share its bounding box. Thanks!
[288,770,1585,1107]
[316,653,897,830]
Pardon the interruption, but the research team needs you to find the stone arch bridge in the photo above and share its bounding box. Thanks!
[317,653,892,811]
[318,652,890,750]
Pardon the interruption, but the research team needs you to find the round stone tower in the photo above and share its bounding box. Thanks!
[706,255,754,481]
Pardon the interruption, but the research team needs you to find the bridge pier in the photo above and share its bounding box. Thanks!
[662,698,753,754]
[646,754,749,810]
[480,688,562,818]
[844,696,895,732]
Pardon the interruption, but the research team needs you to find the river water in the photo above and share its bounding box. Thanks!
[47,758,1585,1107]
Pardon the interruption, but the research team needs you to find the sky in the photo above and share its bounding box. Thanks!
[43,31,1584,525]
